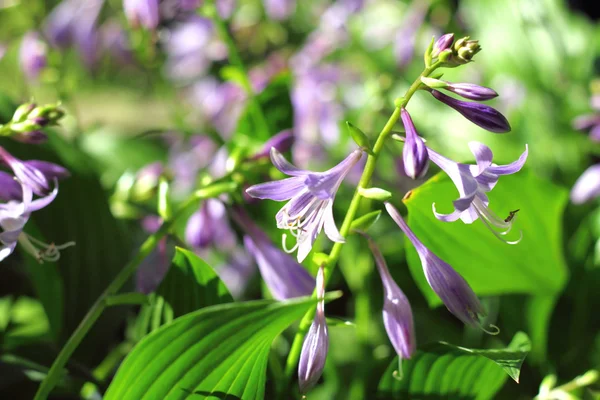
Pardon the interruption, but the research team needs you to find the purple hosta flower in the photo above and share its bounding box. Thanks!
[385,203,494,332]
[393,0,429,67]
[250,129,294,160]
[264,0,296,20]
[100,21,133,66]
[427,142,528,244]
[431,33,454,58]
[164,16,225,82]
[0,172,22,202]
[246,148,363,262]
[298,266,328,392]
[366,236,415,363]
[167,134,218,197]
[19,32,48,81]
[431,90,511,133]
[135,216,171,294]
[185,199,237,251]
[124,0,160,30]
[401,108,429,179]
[570,164,600,205]
[0,147,70,196]
[216,0,236,19]
[439,82,498,101]
[233,207,314,299]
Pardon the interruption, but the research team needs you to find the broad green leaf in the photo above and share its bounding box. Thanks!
[105,296,318,400]
[378,332,531,399]
[403,171,568,304]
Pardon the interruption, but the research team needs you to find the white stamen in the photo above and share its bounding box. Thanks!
[18,233,75,263]
[281,233,300,253]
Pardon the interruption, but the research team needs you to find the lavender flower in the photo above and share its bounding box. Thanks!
[439,82,498,101]
[385,203,494,332]
[264,0,296,20]
[431,33,454,58]
[124,0,160,30]
[393,0,429,67]
[427,142,528,244]
[185,199,236,251]
[250,129,294,160]
[246,148,363,262]
[401,108,429,179]
[570,164,600,204]
[431,90,510,133]
[0,147,70,196]
[233,208,314,300]
[19,32,48,81]
[298,266,328,392]
[366,236,415,362]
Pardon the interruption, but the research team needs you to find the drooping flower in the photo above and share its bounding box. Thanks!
[250,129,294,160]
[570,164,600,205]
[400,108,429,179]
[246,147,364,262]
[427,142,528,243]
[365,235,415,362]
[123,0,160,30]
[232,207,314,300]
[431,90,511,133]
[185,199,237,251]
[385,203,495,333]
[298,265,328,392]
[19,32,48,81]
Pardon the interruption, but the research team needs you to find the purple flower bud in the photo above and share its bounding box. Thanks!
[251,129,295,160]
[431,33,454,58]
[12,130,48,145]
[367,237,415,361]
[264,0,296,20]
[19,32,48,81]
[185,199,237,250]
[570,164,600,205]
[0,172,22,202]
[298,266,328,393]
[401,108,429,179]
[0,147,69,196]
[431,90,511,133]
[443,82,498,101]
[124,0,160,30]
[385,203,493,332]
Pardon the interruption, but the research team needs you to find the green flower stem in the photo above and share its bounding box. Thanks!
[281,63,439,396]
[33,184,233,400]
[209,5,271,139]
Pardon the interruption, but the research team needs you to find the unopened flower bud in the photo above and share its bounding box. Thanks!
[12,130,48,144]
[10,120,42,133]
[400,108,429,179]
[28,103,65,126]
[298,266,328,393]
[431,33,454,58]
[131,162,163,201]
[453,36,481,63]
[444,82,498,101]
[12,102,36,123]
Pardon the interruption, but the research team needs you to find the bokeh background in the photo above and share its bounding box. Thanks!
[1,0,600,399]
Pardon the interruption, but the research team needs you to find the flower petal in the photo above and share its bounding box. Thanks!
[246,177,304,201]
[468,142,493,175]
[571,164,600,205]
[270,147,309,176]
[322,202,344,243]
[485,144,528,176]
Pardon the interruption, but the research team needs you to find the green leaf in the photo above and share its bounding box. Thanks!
[105,296,318,400]
[403,171,569,304]
[157,248,233,318]
[378,332,531,400]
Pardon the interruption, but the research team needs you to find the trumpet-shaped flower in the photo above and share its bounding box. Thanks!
[385,203,495,332]
[427,142,528,243]
[298,266,328,392]
[400,108,429,179]
[246,148,363,262]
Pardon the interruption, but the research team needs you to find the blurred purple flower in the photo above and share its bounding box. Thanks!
[250,129,294,160]
[431,90,511,133]
[185,199,237,251]
[264,0,296,20]
[366,236,415,362]
[233,208,314,300]
[216,0,236,19]
[393,0,429,68]
[12,130,48,145]
[135,216,172,294]
[0,147,70,196]
[401,108,429,179]
[167,134,217,196]
[100,21,133,66]
[19,32,48,81]
[216,249,256,299]
[427,142,527,243]
[124,0,160,30]
[246,148,363,262]
[298,266,328,392]
[385,203,493,332]
[571,164,600,205]
[573,113,600,142]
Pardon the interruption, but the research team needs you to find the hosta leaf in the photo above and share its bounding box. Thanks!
[106,296,318,400]
[378,332,531,399]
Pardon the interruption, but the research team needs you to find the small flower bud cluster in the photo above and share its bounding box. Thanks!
[0,101,65,144]
[432,34,481,67]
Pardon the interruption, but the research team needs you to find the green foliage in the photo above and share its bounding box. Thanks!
[106,297,318,400]
[378,332,531,399]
